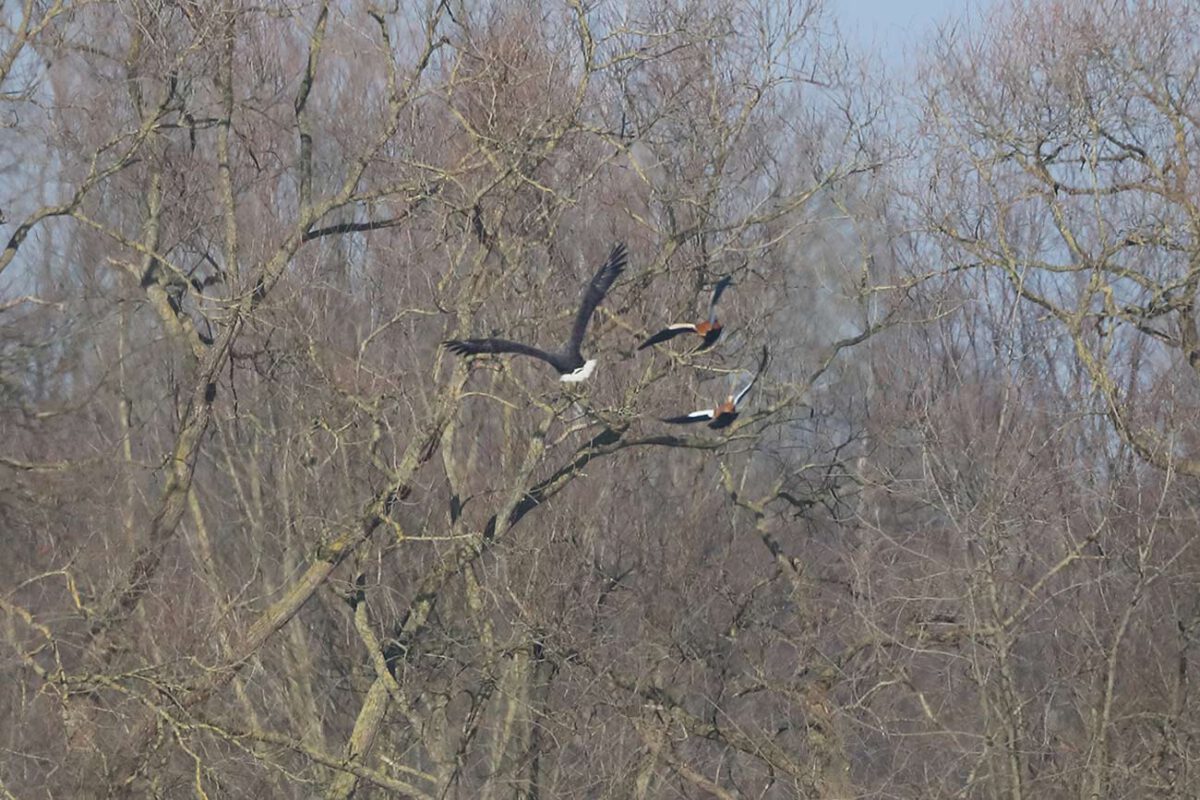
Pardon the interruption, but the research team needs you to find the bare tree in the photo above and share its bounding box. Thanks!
[1,1,887,798]
[831,1,1200,798]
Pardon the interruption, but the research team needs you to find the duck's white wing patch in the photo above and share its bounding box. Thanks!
[662,408,714,424]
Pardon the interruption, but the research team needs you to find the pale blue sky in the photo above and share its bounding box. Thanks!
[836,0,983,64]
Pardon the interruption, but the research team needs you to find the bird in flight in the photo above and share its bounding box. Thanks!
[442,243,627,382]
[662,345,768,429]
[638,275,733,352]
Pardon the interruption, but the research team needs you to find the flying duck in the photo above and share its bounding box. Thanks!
[442,243,627,382]
[662,345,768,429]
[638,274,733,352]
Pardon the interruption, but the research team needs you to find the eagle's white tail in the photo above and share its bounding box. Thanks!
[559,359,597,382]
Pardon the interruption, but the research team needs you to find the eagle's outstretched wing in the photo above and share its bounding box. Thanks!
[567,242,627,359]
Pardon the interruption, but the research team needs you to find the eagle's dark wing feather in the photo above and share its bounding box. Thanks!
[567,242,627,359]
[443,338,563,370]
